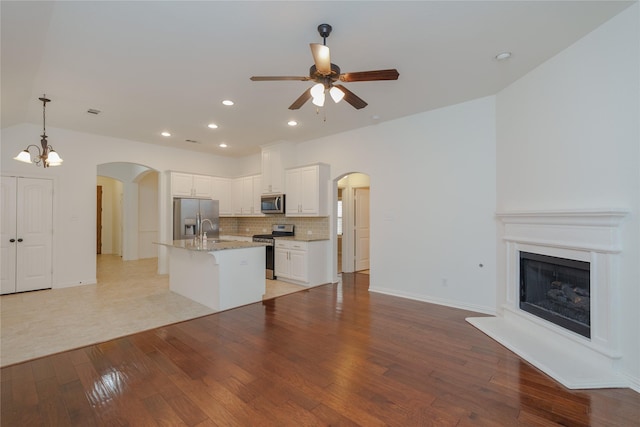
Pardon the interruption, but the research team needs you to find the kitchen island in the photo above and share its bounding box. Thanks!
[156,239,266,311]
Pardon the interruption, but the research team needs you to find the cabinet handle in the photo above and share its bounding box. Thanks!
[17,238,23,242]
[9,239,15,243]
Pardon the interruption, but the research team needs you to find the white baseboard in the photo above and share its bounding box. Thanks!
[368,286,495,315]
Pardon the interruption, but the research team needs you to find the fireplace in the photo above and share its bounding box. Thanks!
[467,209,628,389]
[519,252,590,338]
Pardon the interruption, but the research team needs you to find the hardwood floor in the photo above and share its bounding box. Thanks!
[2,273,638,426]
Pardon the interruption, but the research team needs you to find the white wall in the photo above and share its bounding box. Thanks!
[496,4,640,388]
[1,124,245,287]
[295,96,498,314]
[138,171,159,259]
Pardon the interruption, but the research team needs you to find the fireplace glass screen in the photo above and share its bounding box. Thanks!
[519,252,590,338]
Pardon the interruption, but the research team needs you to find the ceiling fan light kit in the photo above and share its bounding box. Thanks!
[250,23,399,111]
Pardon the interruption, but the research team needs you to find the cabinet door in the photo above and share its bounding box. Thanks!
[285,169,301,215]
[299,166,319,215]
[212,178,232,216]
[171,173,194,197]
[252,175,263,216]
[192,175,212,198]
[231,178,244,215]
[289,249,307,282]
[1,177,17,294]
[241,176,254,215]
[274,247,289,278]
[263,149,284,193]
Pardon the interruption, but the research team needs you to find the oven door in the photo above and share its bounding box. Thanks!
[265,244,275,279]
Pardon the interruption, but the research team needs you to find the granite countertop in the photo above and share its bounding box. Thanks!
[274,236,330,242]
[155,239,266,252]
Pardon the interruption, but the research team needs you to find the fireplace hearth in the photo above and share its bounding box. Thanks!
[519,252,590,338]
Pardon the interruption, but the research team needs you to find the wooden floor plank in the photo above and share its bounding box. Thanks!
[1,273,638,426]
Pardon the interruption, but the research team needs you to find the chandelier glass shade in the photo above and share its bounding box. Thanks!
[14,95,63,168]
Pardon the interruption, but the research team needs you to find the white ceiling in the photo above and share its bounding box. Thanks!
[1,1,633,157]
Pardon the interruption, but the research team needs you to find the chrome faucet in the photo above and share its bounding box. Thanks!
[199,218,214,240]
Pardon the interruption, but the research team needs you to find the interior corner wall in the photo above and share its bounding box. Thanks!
[294,96,498,314]
[495,3,640,388]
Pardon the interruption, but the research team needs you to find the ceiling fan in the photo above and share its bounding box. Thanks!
[250,23,399,110]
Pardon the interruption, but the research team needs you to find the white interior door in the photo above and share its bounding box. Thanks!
[16,178,53,292]
[1,177,18,294]
[354,187,370,271]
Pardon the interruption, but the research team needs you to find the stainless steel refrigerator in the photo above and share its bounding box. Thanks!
[173,198,220,240]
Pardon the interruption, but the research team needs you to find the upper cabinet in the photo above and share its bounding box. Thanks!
[231,174,263,216]
[285,163,329,217]
[261,142,294,194]
[212,177,232,216]
[171,173,212,198]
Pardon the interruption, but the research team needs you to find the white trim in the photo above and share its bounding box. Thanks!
[369,286,495,316]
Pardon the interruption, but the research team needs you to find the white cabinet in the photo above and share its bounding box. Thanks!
[285,164,329,216]
[212,177,232,216]
[171,173,212,198]
[252,175,262,215]
[274,240,307,282]
[232,175,263,216]
[1,176,53,294]
[274,239,329,286]
[261,143,294,194]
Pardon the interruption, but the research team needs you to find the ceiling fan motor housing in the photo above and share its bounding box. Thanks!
[309,63,341,81]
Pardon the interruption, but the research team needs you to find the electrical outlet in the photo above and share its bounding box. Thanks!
[442,278,448,287]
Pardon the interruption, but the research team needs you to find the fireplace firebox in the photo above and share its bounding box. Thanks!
[519,252,590,338]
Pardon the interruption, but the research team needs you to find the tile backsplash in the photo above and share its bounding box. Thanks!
[220,215,329,238]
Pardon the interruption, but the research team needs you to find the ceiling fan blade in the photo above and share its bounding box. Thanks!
[289,88,312,110]
[310,43,331,75]
[333,85,367,109]
[339,69,399,82]
[250,76,310,81]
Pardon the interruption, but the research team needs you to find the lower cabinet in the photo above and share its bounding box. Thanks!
[274,239,329,286]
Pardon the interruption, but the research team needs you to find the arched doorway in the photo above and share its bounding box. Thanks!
[336,173,370,275]
[96,162,159,261]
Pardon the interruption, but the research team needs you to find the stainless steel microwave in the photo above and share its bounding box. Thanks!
[261,194,285,214]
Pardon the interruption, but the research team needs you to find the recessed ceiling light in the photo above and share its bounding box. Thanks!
[495,52,512,61]
[219,143,228,148]
[287,120,298,126]
[161,131,171,137]
[208,123,218,129]
[222,100,234,106]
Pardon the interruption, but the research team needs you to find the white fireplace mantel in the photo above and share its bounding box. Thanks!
[468,208,630,389]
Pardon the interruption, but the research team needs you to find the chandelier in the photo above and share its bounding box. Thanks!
[14,95,63,168]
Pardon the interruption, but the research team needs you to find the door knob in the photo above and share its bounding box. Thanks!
[9,239,15,243]
[17,238,23,242]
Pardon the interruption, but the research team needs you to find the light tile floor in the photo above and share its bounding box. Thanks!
[0,255,304,367]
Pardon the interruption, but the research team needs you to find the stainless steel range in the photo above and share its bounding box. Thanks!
[252,224,294,279]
